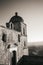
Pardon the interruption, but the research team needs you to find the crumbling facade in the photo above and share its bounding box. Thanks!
[0,12,28,65]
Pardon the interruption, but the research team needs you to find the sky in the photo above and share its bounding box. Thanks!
[0,0,43,43]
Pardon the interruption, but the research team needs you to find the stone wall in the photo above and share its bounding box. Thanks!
[0,40,11,65]
[0,26,28,65]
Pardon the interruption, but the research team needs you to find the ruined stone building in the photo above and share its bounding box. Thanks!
[0,12,28,65]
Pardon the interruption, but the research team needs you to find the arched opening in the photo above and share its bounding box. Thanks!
[11,51,16,65]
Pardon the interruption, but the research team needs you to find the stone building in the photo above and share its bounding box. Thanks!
[0,12,28,65]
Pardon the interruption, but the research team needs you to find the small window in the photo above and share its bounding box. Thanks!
[6,23,9,28]
[11,23,12,29]
[7,44,10,49]
[18,34,20,42]
[2,33,6,42]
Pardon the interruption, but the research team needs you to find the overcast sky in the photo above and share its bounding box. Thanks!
[0,0,43,43]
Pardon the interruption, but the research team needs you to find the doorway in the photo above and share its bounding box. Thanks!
[11,51,16,65]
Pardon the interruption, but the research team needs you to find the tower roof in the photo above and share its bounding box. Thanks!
[9,12,23,23]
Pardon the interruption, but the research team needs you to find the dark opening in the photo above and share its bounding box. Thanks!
[6,23,9,28]
[18,34,20,42]
[7,44,10,49]
[2,33,6,42]
[11,51,16,65]
[11,23,12,29]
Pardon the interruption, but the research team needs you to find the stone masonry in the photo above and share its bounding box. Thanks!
[0,12,28,65]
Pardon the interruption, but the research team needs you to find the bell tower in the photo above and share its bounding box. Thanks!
[6,12,24,32]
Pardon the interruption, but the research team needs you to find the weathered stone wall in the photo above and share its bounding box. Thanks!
[0,26,28,65]
[0,40,11,65]
[21,22,27,36]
